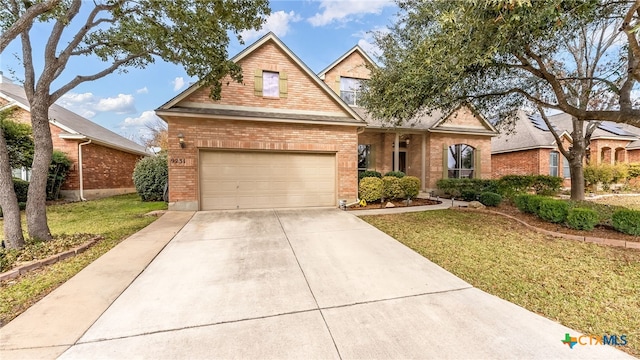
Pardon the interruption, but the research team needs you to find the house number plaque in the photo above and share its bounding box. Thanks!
[170,158,186,164]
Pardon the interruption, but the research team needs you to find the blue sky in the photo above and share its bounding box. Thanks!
[0,0,398,143]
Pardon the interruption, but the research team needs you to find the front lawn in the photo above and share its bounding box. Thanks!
[0,194,166,326]
[362,210,640,357]
[590,195,640,211]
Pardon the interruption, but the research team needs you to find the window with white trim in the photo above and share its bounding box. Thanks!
[448,144,474,178]
[340,77,363,106]
[262,71,279,97]
[550,151,559,177]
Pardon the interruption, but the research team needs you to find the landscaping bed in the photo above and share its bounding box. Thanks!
[348,197,440,210]
[490,203,639,243]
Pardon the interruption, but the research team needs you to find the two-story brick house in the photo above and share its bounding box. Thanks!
[0,76,149,200]
[157,33,498,211]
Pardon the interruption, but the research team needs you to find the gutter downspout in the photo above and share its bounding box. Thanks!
[78,139,92,201]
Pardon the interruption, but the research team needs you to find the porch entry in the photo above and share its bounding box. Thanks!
[391,151,406,173]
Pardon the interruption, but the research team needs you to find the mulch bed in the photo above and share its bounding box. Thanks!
[489,203,639,243]
[348,198,441,210]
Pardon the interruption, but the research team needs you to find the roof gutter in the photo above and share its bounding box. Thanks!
[78,139,92,201]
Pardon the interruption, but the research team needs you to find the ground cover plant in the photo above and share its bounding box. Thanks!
[362,210,640,357]
[0,194,166,325]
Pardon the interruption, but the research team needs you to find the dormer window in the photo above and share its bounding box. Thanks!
[340,77,362,106]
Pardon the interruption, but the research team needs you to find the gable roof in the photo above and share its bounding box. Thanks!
[317,45,377,79]
[492,110,640,154]
[354,104,498,136]
[0,78,148,156]
[157,32,365,126]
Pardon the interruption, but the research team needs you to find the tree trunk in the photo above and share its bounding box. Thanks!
[26,101,53,241]
[568,134,586,201]
[0,126,25,249]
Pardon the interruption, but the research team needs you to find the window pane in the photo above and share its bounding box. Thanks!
[340,77,362,91]
[448,144,475,178]
[550,152,558,177]
[263,71,279,97]
[358,144,370,170]
[340,91,355,105]
[460,145,474,169]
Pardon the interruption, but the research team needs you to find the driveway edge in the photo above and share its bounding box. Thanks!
[0,211,195,360]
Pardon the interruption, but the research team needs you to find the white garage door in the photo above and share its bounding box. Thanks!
[200,151,336,210]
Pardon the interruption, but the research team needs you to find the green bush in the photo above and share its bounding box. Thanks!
[47,150,72,200]
[628,163,640,179]
[479,192,502,207]
[513,194,533,213]
[566,208,599,231]
[133,154,168,201]
[612,209,640,236]
[496,175,562,198]
[531,175,563,195]
[436,178,498,197]
[382,176,404,199]
[461,189,479,202]
[359,177,383,202]
[538,199,569,223]
[400,176,420,199]
[358,170,382,180]
[526,195,548,215]
[384,171,405,178]
[13,178,29,202]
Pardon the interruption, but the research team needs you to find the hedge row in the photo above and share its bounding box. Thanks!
[513,194,639,234]
[436,175,563,200]
[359,175,421,202]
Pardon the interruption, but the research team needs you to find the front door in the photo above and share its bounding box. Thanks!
[391,151,407,173]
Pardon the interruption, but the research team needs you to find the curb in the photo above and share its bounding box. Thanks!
[0,236,103,282]
[457,208,640,250]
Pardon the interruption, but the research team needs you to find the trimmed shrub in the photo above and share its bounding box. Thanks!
[531,175,563,195]
[496,175,562,198]
[436,178,498,198]
[538,199,569,223]
[382,176,404,199]
[513,194,533,213]
[133,154,168,201]
[384,171,405,178]
[400,176,420,199]
[566,208,599,231]
[13,178,29,202]
[461,189,479,202]
[359,177,383,202]
[612,209,640,236]
[526,195,547,215]
[479,192,502,207]
[358,170,382,180]
[47,150,72,200]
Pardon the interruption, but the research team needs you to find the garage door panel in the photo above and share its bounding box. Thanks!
[200,151,336,210]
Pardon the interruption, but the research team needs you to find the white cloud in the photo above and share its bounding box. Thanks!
[172,77,185,92]
[308,0,394,27]
[122,110,161,127]
[57,91,136,118]
[95,94,136,114]
[136,86,148,94]
[241,11,302,41]
[354,26,389,59]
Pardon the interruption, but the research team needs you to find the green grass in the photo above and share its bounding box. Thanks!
[590,196,640,211]
[0,194,166,326]
[362,210,640,357]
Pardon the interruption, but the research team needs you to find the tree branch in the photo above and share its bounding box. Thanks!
[0,0,62,53]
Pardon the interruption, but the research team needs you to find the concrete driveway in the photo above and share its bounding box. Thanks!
[1,209,633,359]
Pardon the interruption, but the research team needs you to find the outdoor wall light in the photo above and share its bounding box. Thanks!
[177,133,185,148]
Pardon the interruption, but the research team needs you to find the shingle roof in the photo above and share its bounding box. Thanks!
[0,79,148,156]
[492,110,640,154]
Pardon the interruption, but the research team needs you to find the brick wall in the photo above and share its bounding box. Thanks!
[166,116,358,210]
[590,139,631,165]
[323,50,372,93]
[492,149,541,178]
[182,40,349,115]
[628,149,640,162]
[427,133,492,189]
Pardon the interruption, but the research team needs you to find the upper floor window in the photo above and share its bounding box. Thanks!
[340,77,362,106]
[448,144,474,178]
[254,70,287,98]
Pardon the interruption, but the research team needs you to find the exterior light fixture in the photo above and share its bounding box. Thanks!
[177,133,185,148]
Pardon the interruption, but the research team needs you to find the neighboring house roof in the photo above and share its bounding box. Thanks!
[157,32,365,127]
[317,45,376,79]
[0,78,149,156]
[492,110,640,154]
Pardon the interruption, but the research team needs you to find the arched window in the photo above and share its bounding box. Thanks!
[448,144,475,178]
[601,147,612,164]
[614,148,625,163]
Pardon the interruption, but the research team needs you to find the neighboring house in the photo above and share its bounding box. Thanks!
[318,45,499,190]
[156,33,497,211]
[492,110,640,186]
[0,76,149,200]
